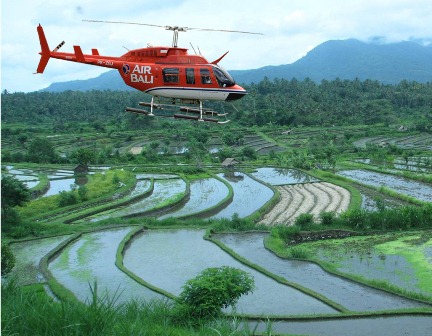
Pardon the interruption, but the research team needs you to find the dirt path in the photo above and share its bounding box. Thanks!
[259,182,350,226]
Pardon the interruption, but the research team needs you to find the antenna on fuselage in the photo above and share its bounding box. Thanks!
[189,42,197,55]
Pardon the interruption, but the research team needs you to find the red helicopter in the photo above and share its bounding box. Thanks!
[36,20,261,123]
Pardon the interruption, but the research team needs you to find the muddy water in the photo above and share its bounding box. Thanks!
[215,232,430,311]
[48,227,164,304]
[210,173,274,219]
[10,236,71,285]
[159,178,228,219]
[337,169,432,202]
[252,167,318,185]
[247,315,432,336]
[123,229,337,316]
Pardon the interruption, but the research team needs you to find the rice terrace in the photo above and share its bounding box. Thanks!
[2,76,432,335]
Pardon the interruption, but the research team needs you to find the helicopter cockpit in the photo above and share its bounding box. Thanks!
[212,65,236,87]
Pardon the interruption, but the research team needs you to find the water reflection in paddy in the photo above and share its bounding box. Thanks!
[159,178,228,219]
[337,169,432,202]
[91,179,186,221]
[215,232,429,311]
[123,229,337,316]
[128,179,151,198]
[44,178,77,197]
[252,167,318,185]
[49,227,164,304]
[249,315,432,336]
[210,173,274,219]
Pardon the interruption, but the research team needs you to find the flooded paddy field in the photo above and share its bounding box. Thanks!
[123,229,336,316]
[248,315,432,336]
[43,178,77,197]
[309,232,432,296]
[159,177,229,219]
[88,178,186,221]
[338,169,432,202]
[10,235,72,285]
[214,232,429,311]
[48,227,164,304]
[252,167,318,185]
[8,226,432,335]
[209,172,274,219]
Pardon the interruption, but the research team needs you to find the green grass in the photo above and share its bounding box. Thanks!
[1,281,253,336]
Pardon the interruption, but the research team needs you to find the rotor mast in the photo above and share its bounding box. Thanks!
[166,26,187,47]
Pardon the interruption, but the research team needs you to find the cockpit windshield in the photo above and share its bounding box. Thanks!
[212,65,236,87]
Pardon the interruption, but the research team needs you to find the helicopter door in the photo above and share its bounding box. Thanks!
[200,68,213,84]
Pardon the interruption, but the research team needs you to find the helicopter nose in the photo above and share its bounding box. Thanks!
[226,85,248,101]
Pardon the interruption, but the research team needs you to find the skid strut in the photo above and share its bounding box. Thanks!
[125,98,229,123]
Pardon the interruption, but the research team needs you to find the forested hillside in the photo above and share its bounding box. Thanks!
[2,78,432,131]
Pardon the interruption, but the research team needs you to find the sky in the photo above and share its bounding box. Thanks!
[2,0,432,93]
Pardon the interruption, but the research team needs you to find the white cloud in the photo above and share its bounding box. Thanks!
[2,0,431,92]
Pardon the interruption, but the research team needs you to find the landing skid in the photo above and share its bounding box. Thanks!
[125,97,230,124]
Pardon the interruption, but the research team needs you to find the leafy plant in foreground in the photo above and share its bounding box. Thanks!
[176,266,255,319]
[1,244,15,276]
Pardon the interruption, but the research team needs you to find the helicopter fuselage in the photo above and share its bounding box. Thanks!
[36,24,247,102]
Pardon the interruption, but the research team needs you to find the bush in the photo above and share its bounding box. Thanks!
[176,266,255,319]
[289,246,310,259]
[294,213,315,228]
[1,244,15,276]
[320,212,336,226]
[271,225,301,242]
[58,191,78,207]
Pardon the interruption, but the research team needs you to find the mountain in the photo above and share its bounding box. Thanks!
[230,39,432,84]
[41,39,432,92]
[42,70,133,92]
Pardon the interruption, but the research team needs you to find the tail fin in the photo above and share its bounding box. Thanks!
[35,24,51,74]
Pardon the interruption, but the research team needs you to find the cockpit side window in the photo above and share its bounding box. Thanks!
[212,65,235,87]
[163,68,179,83]
[200,68,212,84]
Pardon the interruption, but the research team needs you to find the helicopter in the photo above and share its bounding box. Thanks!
[35,20,262,123]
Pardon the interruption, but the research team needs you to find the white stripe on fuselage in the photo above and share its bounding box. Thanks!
[144,87,243,101]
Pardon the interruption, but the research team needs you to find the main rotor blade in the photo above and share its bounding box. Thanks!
[83,19,167,29]
[83,20,263,35]
[186,27,263,35]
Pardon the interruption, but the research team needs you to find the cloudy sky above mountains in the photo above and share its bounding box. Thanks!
[2,0,431,92]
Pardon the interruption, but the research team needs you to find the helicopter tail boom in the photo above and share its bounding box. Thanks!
[35,24,51,74]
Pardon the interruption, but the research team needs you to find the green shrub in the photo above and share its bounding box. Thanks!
[294,213,315,228]
[1,244,15,276]
[176,266,255,319]
[58,191,78,207]
[320,212,336,226]
[271,225,301,242]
